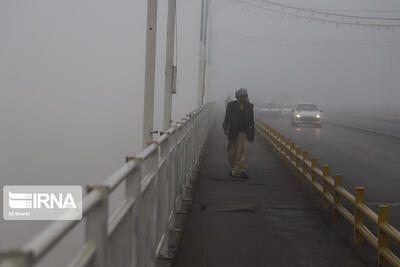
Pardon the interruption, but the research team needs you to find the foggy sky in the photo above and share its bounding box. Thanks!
[208,0,400,110]
[1,0,400,258]
[0,0,201,185]
[0,0,202,256]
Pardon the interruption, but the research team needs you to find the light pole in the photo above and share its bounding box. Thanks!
[142,0,158,148]
[198,0,209,107]
[163,0,177,130]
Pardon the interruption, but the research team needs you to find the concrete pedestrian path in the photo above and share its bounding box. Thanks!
[173,120,366,267]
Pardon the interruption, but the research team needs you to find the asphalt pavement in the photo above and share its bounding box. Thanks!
[324,113,400,139]
[259,115,400,230]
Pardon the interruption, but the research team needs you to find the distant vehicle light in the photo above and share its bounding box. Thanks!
[316,114,320,118]
[296,114,301,118]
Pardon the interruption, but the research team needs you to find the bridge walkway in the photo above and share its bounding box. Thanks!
[173,120,366,267]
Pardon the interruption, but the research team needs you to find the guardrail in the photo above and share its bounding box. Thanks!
[0,103,215,267]
[255,117,400,267]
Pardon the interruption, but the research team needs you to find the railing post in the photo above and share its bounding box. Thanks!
[302,150,309,180]
[354,186,365,244]
[268,128,273,143]
[281,136,288,164]
[276,133,282,152]
[295,147,301,169]
[285,139,290,161]
[322,165,330,209]
[271,130,277,146]
[280,135,285,151]
[279,135,284,152]
[273,131,279,151]
[125,160,142,266]
[275,132,280,149]
[85,186,109,267]
[333,174,342,220]
[378,205,390,267]
[295,147,302,180]
[311,158,318,194]
[290,142,295,166]
[262,124,267,140]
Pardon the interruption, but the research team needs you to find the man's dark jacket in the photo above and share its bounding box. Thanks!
[223,100,255,142]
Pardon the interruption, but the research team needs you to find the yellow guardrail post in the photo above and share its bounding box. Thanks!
[279,135,285,160]
[264,125,269,140]
[270,129,275,145]
[284,138,291,166]
[378,205,390,267]
[322,165,330,209]
[272,130,277,146]
[354,186,365,244]
[267,126,272,138]
[281,135,288,162]
[290,142,295,166]
[281,135,286,154]
[295,147,301,176]
[302,150,309,180]
[311,158,318,194]
[333,174,342,220]
[284,138,290,159]
[277,134,283,155]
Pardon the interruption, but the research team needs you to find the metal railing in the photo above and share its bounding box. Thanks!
[0,103,215,267]
[255,118,400,267]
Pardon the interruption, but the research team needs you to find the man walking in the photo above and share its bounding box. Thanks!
[223,88,255,178]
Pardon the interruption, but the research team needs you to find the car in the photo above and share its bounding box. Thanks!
[291,103,322,127]
[280,105,294,118]
[255,103,283,119]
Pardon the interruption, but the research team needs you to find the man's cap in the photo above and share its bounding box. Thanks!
[235,88,248,98]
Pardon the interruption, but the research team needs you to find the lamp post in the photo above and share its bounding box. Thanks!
[142,0,158,148]
[163,0,177,130]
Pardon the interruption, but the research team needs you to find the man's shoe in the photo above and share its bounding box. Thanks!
[240,172,248,179]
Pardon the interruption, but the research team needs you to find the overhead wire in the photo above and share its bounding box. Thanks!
[257,0,400,21]
[235,0,400,29]
[216,30,400,51]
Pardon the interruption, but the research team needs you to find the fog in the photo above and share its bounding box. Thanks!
[207,0,400,111]
[1,0,400,265]
[0,0,201,264]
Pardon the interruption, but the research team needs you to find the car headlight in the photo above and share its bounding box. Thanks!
[316,114,320,118]
[296,114,301,118]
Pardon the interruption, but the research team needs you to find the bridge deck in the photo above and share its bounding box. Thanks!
[173,120,365,267]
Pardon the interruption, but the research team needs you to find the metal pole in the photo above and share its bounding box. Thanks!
[205,0,213,102]
[197,0,205,107]
[202,0,209,103]
[142,0,158,148]
[163,0,177,130]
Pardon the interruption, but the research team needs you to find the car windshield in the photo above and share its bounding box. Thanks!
[296,104,319,111]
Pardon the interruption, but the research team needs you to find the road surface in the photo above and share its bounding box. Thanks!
[259,115,400,230]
